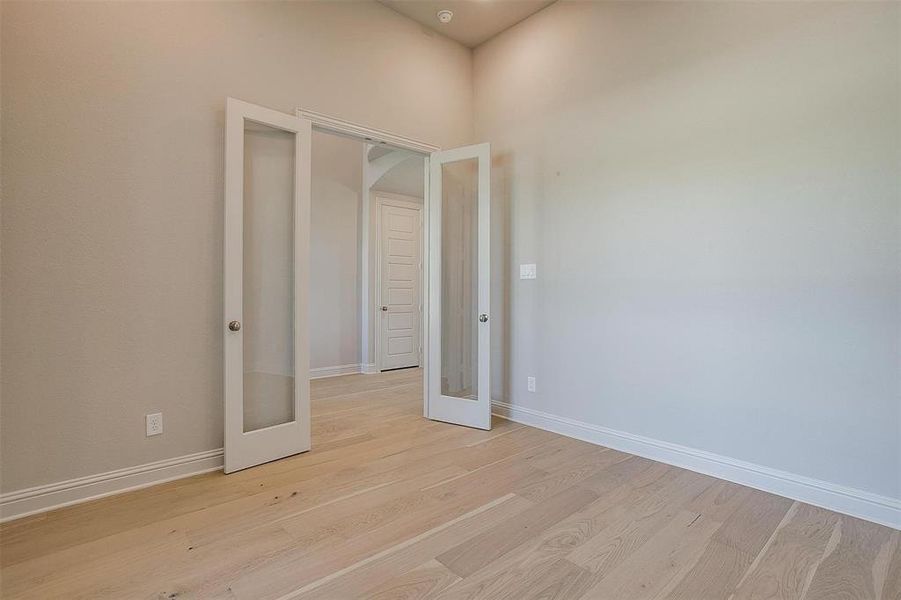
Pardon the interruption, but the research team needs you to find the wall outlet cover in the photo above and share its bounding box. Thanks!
[520,264,537,280]
[527,376,536,392]
[146,413,163,436]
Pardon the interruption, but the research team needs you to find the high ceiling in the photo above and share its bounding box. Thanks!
[378,0,556,48]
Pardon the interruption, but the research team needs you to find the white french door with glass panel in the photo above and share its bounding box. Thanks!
[224,98,312,473]
[427,143,491,430]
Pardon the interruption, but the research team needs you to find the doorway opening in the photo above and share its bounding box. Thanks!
[223,100,492,473]
[308,132,425,377]
[366,149,425,374]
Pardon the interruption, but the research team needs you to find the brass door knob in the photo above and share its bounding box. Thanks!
[228,320,241,332]
[381,306,388,312]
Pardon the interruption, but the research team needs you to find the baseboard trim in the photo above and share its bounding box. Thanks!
[491,400,900,530]
[310,363,363,379]
[361,363,379,375]
[0,449,224,523]
[5,402,894,528]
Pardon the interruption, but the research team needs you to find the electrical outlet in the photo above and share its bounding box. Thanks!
[520,264,537,280]
[527,376,536,393]
[146,413,163,436]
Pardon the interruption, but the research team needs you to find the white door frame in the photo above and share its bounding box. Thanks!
[296,108,438,417]
[297,109,438,154]
[373,192,423,372]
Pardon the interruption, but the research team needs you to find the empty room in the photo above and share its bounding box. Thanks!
[0,1,899,598]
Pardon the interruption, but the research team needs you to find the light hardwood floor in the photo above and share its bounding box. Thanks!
[1,369,898,599]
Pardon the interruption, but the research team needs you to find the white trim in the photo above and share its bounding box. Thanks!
[296,108,439,155]
[0,449,224,523]
[421,157,430,418]
[362,363,379,375]
[361,145,372,373]
[492,401,901,530]
[309,363,363,379]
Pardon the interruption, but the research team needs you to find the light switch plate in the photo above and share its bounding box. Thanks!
[520,264,537,280]
[527,376,536,392]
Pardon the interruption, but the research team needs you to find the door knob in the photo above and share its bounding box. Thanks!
[228,320,241,332]
[479,314,489,323]
[381,306,388,312]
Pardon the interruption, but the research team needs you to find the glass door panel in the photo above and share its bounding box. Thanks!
[440,158,479,400]
[242,122,296,432]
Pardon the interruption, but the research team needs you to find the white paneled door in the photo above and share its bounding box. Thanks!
[224,98,312,473]
[427,143,491,430]
[378,198,422,371]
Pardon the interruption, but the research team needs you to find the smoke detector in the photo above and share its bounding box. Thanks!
[436,9,453,24]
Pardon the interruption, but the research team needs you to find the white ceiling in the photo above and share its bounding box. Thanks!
[378,0,556,48]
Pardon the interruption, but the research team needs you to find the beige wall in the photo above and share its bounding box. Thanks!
[0,0,471,492]
[310,132,363,371]
[474,1,900,499]
[3,0,898,509]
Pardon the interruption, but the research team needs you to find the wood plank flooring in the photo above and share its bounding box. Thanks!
[1,368,898,599]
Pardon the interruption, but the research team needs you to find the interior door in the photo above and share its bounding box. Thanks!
[379,200,422,371]
[224,98,312,473]
[427,143,491,430]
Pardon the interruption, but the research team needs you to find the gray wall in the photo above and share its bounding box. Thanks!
[474,1,900,500]
[372,156,425,199]
[0,0,472,493]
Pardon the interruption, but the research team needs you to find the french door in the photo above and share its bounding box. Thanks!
[427,143,492,430]
[224,98,312,473]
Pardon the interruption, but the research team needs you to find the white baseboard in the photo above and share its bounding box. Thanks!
[310,363,363,379]
[492,400,900,530]
[361,363,379,375]
[0,449,223,523]
[6,401,895,529]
